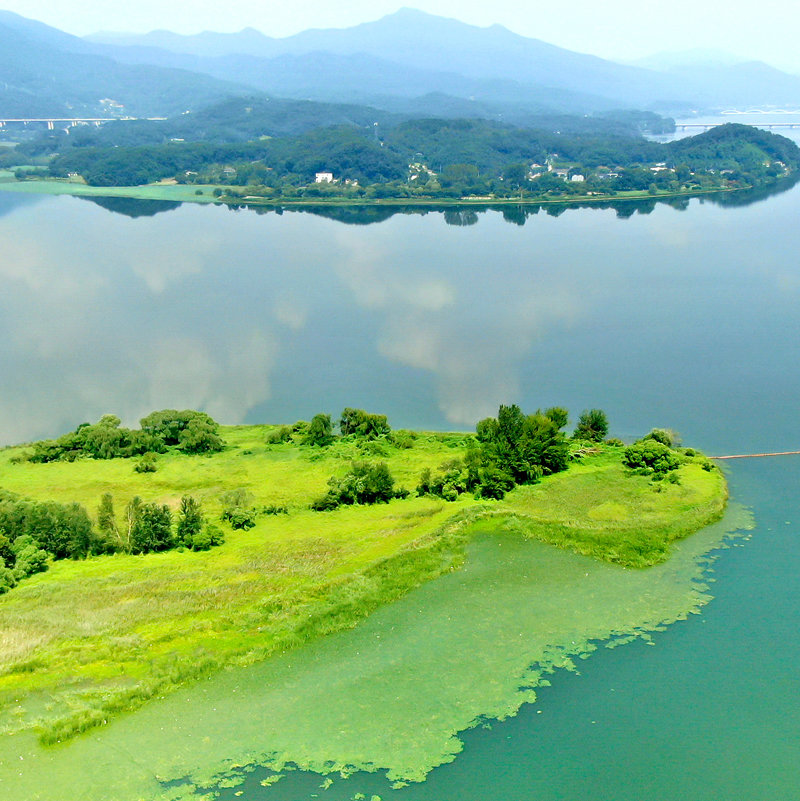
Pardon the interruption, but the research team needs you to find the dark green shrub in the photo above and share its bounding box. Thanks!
[26,409,222,462]
[642,428,674,447]
[623,440,680,474]
[416,468,432,496]
[475,465,515,500]
[11,535,49,578]
[93,493,120,554]
[478,404,569,487]
[339,408,391,439]
[220,488,257,529]
[312,461,402,510]
[0,532,14,566]
[417,459,467,501]
[129,503,174,554]
[0,560,17,594]
[133,452,158,473]
[176,496,203,547]
[573,409,609,442]
[266,426,293,444]
[189,528,212,551]
[304,414,334,447]
[178,418,224,453]
[0,499,92,560]
[544,407,569,429]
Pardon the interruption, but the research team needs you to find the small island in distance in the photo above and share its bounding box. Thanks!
[0,405,726,747]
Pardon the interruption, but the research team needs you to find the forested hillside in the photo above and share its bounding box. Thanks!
[31,119,800,200]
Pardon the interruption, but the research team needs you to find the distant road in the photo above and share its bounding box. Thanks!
[0,117,166,129]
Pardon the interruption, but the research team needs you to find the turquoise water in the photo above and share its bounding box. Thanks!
[1,130,800,797]
[218,465,796,801]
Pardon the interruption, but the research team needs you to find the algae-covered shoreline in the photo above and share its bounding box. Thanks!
[0,502,749,801]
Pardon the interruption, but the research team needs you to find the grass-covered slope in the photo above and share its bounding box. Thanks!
[504,448,726,566]
[0,424,725,746]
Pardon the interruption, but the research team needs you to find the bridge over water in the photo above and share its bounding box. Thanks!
[677,122,800,131]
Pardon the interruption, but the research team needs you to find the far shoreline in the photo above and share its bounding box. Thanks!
[0,175,745,207]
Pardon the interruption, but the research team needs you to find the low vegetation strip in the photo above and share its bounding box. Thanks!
[0,407,726,745]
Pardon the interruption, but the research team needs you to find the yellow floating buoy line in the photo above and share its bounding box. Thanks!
[709,450,800,460]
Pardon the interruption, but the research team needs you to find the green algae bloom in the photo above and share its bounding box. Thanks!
[0,504,751,800]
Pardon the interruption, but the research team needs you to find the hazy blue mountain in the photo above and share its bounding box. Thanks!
[0,10,251,117]
[87,9,679,109]
[5,6,799,124]
[171,51,619,113]
[632,48,800,108]
[86,26,278,58]
[85,8,800,112]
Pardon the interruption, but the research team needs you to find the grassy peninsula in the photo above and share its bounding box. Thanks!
[0,408,726,748]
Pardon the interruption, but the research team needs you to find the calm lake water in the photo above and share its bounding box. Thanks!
[1,120,800,799]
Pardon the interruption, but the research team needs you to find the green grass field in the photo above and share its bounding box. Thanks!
[0,426,726,745]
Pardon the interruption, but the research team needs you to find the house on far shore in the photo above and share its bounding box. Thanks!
[315,171,335,183]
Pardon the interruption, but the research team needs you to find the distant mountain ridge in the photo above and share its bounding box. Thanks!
[83,8,800,111]
[3,7,800,121]
[0,10,251,117]
[85,8,679,111]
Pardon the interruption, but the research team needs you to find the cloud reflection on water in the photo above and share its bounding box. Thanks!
[332,229,579,425]
[0,200,282,443]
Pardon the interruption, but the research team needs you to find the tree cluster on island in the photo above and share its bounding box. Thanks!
[25,409,225,463]
[416,405,606,502]
[299,405,609,509]
[300,404,714,513]
[0,489,223,595]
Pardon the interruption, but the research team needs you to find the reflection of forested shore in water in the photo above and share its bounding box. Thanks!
[65,173,800,224]
[79,196,182,218]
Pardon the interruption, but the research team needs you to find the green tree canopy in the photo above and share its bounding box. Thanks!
[573,409,609,442]
[304,414,334,447]
[339,408,391,439]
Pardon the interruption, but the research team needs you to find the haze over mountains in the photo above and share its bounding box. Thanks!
[2,7,800,120]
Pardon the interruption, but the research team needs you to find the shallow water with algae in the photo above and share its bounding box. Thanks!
[0,504,750,800]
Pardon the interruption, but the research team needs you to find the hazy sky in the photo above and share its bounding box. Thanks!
[6,0,800,71]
